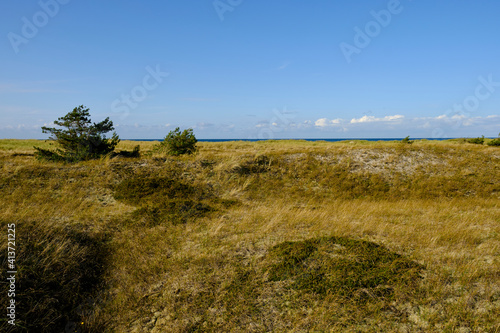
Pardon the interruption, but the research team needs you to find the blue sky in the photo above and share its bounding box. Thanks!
[1,0,500,139]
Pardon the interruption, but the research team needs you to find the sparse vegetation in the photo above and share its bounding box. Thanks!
[154,127,197,156]
[34,105,120,162]
[1,139,499,332]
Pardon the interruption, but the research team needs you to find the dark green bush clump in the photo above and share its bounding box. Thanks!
[266,236,423,299]
[155,127,197,156]
[467,136,485,145]
[34,105,119,162]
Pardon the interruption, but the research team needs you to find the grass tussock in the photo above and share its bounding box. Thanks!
[0,139,499,332]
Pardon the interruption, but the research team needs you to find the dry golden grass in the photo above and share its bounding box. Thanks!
[0,139,499,332]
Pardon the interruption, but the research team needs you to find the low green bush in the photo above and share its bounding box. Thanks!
[155,127,197,156]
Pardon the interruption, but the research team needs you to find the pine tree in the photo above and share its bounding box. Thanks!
[34,105,120,162]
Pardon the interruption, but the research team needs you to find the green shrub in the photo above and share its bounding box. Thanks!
[487,138,500,146]
[34,105,119,162]
[467,136,485,145]
[155,127,197,156]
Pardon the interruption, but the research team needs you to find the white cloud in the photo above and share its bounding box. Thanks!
[385,115,405,121]
[315,118,342,127]
[350,115,404,124]
[350,115,374,123]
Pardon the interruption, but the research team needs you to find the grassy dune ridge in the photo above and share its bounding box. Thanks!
[0,139,499,332]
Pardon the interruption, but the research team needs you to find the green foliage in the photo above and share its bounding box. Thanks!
[401,136,414,144]
[34,105,119,162]
[156,127,197,156]
[266,237,423,299]
[467,135,485,145]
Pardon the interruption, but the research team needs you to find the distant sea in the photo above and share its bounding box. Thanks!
[127,138,459,142]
